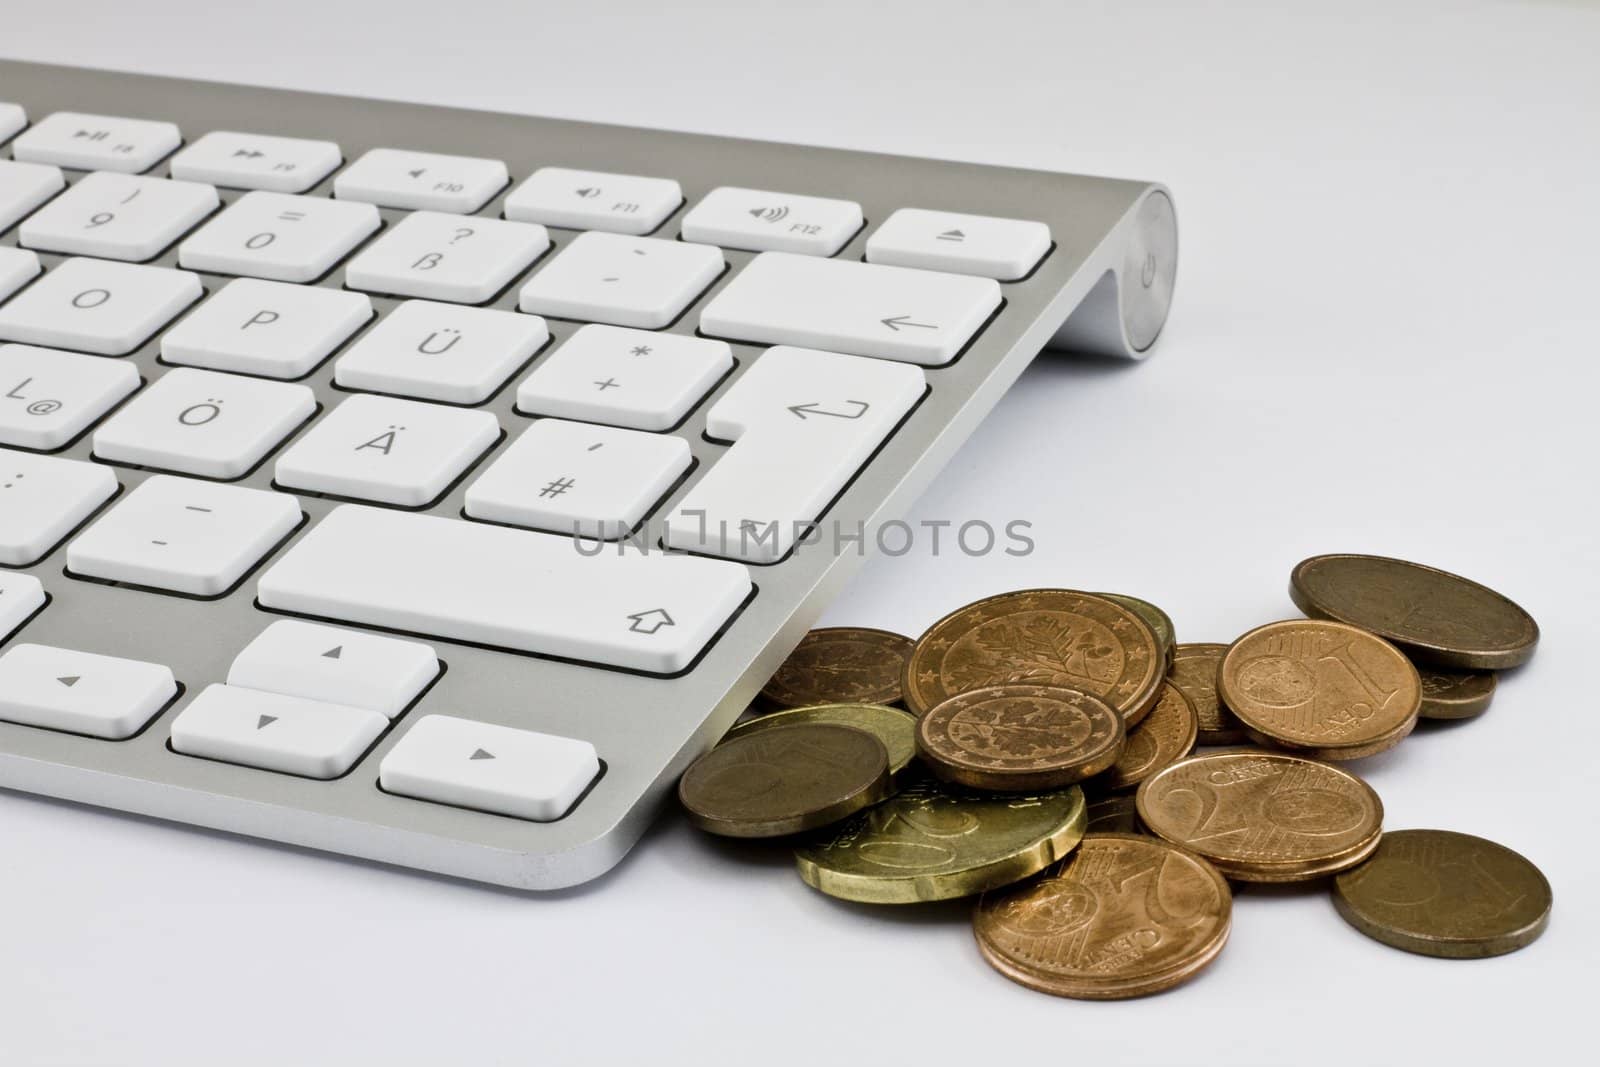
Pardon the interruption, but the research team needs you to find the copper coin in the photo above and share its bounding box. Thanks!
[917,685,1125,791]
[678,723,890,838]
[974,833,1232,999]
[1332,829,1552,958]
[1084,792,1142,834]
[1098,682,1198,791]
[1096,592,1176,667]
[758,627,915,709]
[1169,642,1248,745]
[1290,554,1539,670]
[1136,749,1384,882]
[903,589,1164,726]
[1415,665,1497,721]
[1218,620,1421,760]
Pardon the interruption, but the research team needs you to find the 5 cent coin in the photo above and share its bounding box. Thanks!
[917,685,1125,791]
[1415,666,1497,721]
[726,702,919,783]
[679,723,891,838]
[759,627,915,709]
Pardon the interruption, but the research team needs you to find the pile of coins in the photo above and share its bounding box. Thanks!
[678,553,1553,997]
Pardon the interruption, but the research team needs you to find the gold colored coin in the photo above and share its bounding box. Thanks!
[1332,829,1552,958]
[1136,749,1384,882]
[1084,792,1142,834]
[1290,554,1539,670]
[973,833,1232,1000]
[726,702,919,783]
[758,627,915,709]
[1218,620,1421,760]
[678,723,890,838]
[794,778,1087,904]
[1169,642,1248,745]
[1098,682,1198,791]
[1096,592,1176,667]
[903,589,1164,726]
[917,685,1125,792]
[1414,665,1497,721]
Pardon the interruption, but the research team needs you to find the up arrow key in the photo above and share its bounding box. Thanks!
[470,748,495,761]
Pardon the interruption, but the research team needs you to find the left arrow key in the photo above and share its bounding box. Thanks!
[0,643,175,739]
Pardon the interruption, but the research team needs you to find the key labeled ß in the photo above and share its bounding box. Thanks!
[345,211,549,304]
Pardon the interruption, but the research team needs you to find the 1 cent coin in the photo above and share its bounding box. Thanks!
[759,627,915,709]
[1414,666,1497,721]
[1290,554,1539,670]
[917,685,1125,791]
[1170,642,1248,745]
[904,589,1164,725]
[974,833,1232,999]
[725,702,920,785]
[1098,682,1198,791]
[679,723,891,838]
[794,778,1087,904]
[1136,750,1384,882]
[1333,829,1552,958]
[1218,620,1421,760]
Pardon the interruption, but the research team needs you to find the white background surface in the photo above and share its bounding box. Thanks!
[3,2,1597,1063]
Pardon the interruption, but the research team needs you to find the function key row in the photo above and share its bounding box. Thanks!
[2,106,1051,277]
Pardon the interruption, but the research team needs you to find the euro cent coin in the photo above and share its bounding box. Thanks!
[678,722,890,838]
[916,685,1125,792]
[1096,592,1175,668]
[725,702,919,784]
[1169,642,1248,745]
[758,627,915,709]
[1098,682,1198,791]
[1289,554,1539,670]
[1414,665,1497,720]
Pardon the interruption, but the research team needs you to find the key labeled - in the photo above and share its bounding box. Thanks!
[681,186,862,256]
[335,148,507,214]
[0,448,119,566]
[171,683,387,779]
[12,112,181,174]
[515,324,731,431]
[0,257,202,356]
[0,643,176,739]
[257,504,751,673]
[93,367,316,479]
[179,191,380,283]
[335,300,547,405]
[866,208,1051,280]
[0,344,141,451]
[379,714,600,821]
[518,231,722,329]
[228,620,438,719]
[700,252,1001,366]
[67,474,302,596]
[274,393,499,507]
[0,571,47,642]
[169,131,342,194]
[346,211,548,303]
[21,172,218,261]
[0,160,65,233]
[504,167,682,236]
[161,278,373,379]
[466,418,691,539]
[666,346,925,563]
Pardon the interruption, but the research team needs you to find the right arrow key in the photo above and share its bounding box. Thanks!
[699,252,1001,366]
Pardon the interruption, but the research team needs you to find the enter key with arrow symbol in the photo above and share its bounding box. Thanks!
[879,314,939,332]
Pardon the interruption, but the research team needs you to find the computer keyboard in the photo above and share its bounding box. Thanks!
[0,60,1177,889]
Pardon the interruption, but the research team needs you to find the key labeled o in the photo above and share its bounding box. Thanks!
[245,232,277,250]
[72,288,112,309]
[179,400,224,426]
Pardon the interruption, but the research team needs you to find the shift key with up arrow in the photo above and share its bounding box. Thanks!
[0,642,176,739]
[699,251,1002,366]
[667,346,925,563]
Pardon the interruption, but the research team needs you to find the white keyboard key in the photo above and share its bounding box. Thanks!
[345,211,548,303]
[701,252,1001,366]
[0,448,119,566]
[515,324,731,431]
[274,394,498,507]
[169,131,342,193]
[681,186,863,256]
[161,278,372,379]
[171,684,387,779]
[0,572,47,642]
[228,620,437,719]
[518,232,722,329]
[335,148,507,213]
[504,167,681,236]
[466,419,691,539]
[867,208,1051,280]
[258,504,751,673]
[0,257,201,356]
[0,643,175,739]
[67,474,302,596]
[380,715,599,822]
[93,368,315,479]
[12,112,181,174]
[21,172,217,262]
[179,191,380,283]
[667,347,924,563]
[0,103,24,143]
[0,344,141,450]
[0,160,65,233]
[0,247,42,304]
[335,300,546,405]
